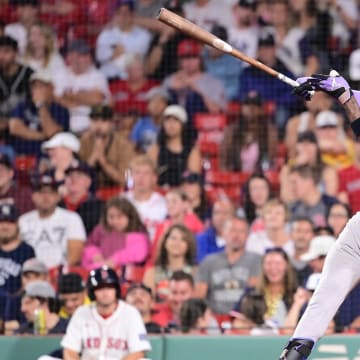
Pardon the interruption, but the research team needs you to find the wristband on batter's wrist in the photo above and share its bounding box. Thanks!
[350,117,360,137]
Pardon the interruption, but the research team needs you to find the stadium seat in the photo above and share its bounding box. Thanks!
[14,155,37,186]
[205,171,250,205]
[194,113,227,131]
[96,186,123,201]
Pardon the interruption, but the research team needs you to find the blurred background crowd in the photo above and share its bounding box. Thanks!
[1,0,360,338]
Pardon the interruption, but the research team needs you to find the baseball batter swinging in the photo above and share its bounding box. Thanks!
[279,71,360,360]
[61,266,151,360]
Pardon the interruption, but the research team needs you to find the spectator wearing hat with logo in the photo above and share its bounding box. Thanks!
[59,160,103,235]
[2,257,48,335]
[96,0,151,80]
[125,282,162,334]
[220,91,278,173]
[40,132,80,193]
[203,24,243,100]
[0,153,34,214]
[314,110,355,170]
[9,69,70,157]
[0,203,35,331]
[19,173,86,269]
[130,86,170,152]
[227,0,260,62]
[58,273,91,319]
[54,39,110,134]
[79,105,136,188]
[238,30,297,134]
[147,104,202,187]
[17,280,68,335]
[0,35,33,133]
[163,39,227,116]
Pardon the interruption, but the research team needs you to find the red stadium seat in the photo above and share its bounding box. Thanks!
[96,186,123,201]
[194,113,227,131]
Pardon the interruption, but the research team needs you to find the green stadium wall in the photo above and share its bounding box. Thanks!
[2,335,360,360]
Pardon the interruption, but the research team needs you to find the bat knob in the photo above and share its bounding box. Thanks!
[329,69,339,77]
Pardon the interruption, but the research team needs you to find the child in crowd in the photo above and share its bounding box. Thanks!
[82,197,150,270]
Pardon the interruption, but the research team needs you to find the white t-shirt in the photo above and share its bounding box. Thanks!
[228,26,259,60]
[246,230,295,258]
[19,207,86,268]
[183,0,234,32]
[124,191,167,240]
[96,25,151,79]
[61,301,151,360]
[54,66,110,133]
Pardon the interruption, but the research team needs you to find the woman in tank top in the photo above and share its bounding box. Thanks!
[147,104,201,187]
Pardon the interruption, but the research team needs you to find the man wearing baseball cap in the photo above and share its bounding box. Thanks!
[125,282,162,334]
[19,173,86,269]
[17,280,68,334]
[79,104,135,188]
[0,203,35,331]
[163,39,227,116]
[9,69,70,157]
[60,160,102,235]
[58,273,91,319]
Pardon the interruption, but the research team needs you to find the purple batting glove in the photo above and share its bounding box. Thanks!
[307,71,353,104]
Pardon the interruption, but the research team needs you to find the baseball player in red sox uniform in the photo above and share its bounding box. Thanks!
[61,266,151,360]
[278,71,360,360]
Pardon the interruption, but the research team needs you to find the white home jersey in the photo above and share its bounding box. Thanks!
[61,301,151,360]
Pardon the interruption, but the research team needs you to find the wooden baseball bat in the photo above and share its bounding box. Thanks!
[157,8,299,88]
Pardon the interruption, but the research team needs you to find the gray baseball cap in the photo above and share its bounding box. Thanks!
[22,258,48,274]
[24,281,55,298]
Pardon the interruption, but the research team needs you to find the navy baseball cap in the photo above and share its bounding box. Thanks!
[126,283,152,297]
[115,0,135,11]
[0,36,18,50]
[67,39,91,55]
[0,203,18,222]
[65,160,92,178]
[0,153,13,169]
[58,273,85,294]
[32,173,58,191]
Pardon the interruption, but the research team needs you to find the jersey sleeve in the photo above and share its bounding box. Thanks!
[67,211,86,241]
[61,308,84,353]
[126,306,152,354]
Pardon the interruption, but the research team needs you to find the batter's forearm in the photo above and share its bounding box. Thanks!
[344,93,360,136]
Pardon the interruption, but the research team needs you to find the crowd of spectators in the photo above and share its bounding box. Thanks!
[1,0,360,349]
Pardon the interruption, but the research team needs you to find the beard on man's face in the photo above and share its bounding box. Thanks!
[0,225,19,244]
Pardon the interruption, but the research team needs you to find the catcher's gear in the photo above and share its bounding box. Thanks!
[279,338,314,360]
[87,265,121,301]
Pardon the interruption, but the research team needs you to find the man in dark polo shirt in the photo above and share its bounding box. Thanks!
[9,70,69,157]
[59,159,102,235]
[0,153,33,214]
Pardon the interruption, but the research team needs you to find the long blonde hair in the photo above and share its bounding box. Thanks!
[24,22,56,67]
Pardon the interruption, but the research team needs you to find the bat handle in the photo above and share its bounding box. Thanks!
[278,73,315,96]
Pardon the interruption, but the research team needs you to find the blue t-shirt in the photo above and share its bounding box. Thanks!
[131,116,159,152]
[10,100,70,156]
[0,241,35,295]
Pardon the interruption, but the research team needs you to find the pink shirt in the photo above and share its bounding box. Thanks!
[82,225,150,270]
